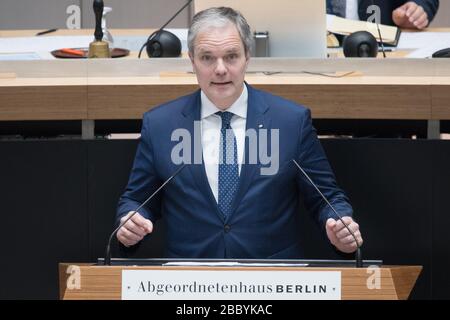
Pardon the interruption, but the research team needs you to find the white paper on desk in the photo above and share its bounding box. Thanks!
[0,36,94,53]
[0,29,188,53]
[0,52,41,60]
[164,262,309,267]
[398,32,450,58]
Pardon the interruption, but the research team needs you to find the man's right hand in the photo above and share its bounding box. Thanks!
[116,211,153,247]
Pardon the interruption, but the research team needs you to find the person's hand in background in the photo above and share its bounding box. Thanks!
[393,1,429,30]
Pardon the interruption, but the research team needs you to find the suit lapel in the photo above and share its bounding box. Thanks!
[180,91,224,222]
[229,84,271,218]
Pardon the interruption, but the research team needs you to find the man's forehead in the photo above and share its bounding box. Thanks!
[196,44,243,54]
[194,24,243,50]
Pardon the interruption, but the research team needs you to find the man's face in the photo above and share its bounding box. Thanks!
[190,23,250,110]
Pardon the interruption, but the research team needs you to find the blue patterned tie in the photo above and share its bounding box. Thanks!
[217,111,239,219]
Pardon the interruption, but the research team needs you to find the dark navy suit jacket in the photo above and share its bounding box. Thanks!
[327,0,439,26]
[117,84,353,259]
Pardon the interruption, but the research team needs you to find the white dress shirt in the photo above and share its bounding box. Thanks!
[201,85,248,203]
[346,0,360,21]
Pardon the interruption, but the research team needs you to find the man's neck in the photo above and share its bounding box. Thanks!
[212,85,245,111]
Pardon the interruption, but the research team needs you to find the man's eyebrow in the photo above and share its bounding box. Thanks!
[225,48,240,54]
[196,48,212,54]
[196,46,211,53]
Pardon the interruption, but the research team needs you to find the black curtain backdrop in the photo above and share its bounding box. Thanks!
[0,139,448,299]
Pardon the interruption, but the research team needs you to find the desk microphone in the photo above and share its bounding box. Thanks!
[292,159,363,268]
[370,0,386,58]
[104,164,186,265]
[138,0,193,58]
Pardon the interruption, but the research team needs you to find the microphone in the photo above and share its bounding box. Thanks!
[104,164,186,265]
[292,159,363,268]
[370,0,386,58]
[343,31,378,57]
[138,0,193,58]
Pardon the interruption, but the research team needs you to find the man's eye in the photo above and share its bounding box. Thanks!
[201,55,211,61]
[227,54,238,60]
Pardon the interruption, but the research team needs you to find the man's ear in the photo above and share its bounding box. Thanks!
[245,53,251,68]
[188,52,196,72]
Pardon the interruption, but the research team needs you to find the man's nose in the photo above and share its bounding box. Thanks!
[214,58,227,76]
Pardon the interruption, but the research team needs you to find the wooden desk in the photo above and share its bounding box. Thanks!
[1,30,450,138]
[1,58,448,121]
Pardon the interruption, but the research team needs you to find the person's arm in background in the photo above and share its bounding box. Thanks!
[392,0,439,30]
[116,112,163,247]
[295,108,363,253]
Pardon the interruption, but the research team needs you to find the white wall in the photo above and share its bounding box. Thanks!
[430,1,450,27]
[0,0,191,30]
[0,0,447,30]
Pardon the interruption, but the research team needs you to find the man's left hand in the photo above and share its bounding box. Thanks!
[326,217,363,253]
[392,2,429,30]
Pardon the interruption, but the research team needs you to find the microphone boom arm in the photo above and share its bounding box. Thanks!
[292,159,363,268]
[104,164,186,265]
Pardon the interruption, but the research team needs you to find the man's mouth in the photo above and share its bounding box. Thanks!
[211,81,232,86]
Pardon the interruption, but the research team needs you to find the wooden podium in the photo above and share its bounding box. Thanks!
[59,263,422,300]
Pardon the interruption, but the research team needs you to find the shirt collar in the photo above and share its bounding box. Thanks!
[201,84,248,120]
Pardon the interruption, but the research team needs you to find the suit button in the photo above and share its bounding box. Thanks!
[224,224,231,233]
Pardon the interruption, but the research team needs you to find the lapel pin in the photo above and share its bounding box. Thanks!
[258,124,263,128]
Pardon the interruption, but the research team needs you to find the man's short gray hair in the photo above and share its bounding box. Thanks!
[188,7,252,57]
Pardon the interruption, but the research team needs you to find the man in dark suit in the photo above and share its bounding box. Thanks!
[116,7,363,259]
[327,0,439,30]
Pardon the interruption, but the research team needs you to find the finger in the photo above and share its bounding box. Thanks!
[392,6,410,28]
[414,14,428,29]
[409,6,425,23]
[358,235,364,246]
[340,231,361,244]
[325,218,338,245]
[336,222,359,239]
[339,221,359,236]
[122,211,152,233]
[338,234,356,245]
[118,232,138,247]
[117,230,136,247]
[118,230,141,246]
[326,218,336,230]
[343,232,363,247]
[336,224,358,239]
[120,211,137,225]
[393,5,407,17]
[344,241,359,252]
[123,219,147,237]
[336,229,350,240]
[333,217,353,232]
[131,213,153,233]
[405,2,419,17]
[120,226,143,243]
[117,234,133,247]
[120,213,147,236]
[416,19,428,30]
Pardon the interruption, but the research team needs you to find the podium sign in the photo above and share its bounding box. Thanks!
[59,263,422,300]
[122,270,341,300]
